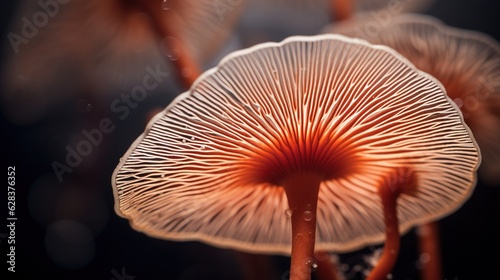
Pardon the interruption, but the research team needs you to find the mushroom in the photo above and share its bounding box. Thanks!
[324,13,499,279]
[325,14,500,186]
[2,0,243,124]
[132,0,245,88]
[112,34,480,280]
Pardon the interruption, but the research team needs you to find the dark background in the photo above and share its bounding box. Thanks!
[1,0,500,279]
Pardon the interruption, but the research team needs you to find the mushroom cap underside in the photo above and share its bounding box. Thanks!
[112,34,480,255]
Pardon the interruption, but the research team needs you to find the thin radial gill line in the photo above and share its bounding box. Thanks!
[342,48,389,99]
[321,42,344,113]
[338,173,382,197]
[344,64,410,124]
[308,41,337,144]
[342,91,444,138]
[297,42,308,138]
[330,48,363,119]
[330,68,356,123]
[281,44,301,130]
[271,47,296,128]
[224,66,289,146]
[300,47,325,163]
[187,95,236,124]
[312,42,337,122]
[260,57,293,138]
[212,191,256,236]
[181,98,273,148]
[301,41,319,119]
[297,42,313,166]
[223,59,267,107]
[322,184,378,225]
[191,86,284,151]
[337,53,393,116]
[198,78,246,112]
[347,50,396,102]
[228,57,275,117]
[239,199,270,242]
[351,114,444,142]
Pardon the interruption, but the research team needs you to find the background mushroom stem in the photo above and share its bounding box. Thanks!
[417,222,443,280]
[314,250,342,280]
[282,173,323,280]
[331,0,353,21]
[368,167,417,280]
[132,0,201,89]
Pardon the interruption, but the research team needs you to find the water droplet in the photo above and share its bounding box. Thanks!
[221,112,229,119]
[161,0,170,10]
[306,258,317,270]
[419,253,430,263]
[387,273,393,279]
[453,98,463,108]
[284,209,292,217]
[253,103,261,112]
[199,145,206,150]
[191,136,195,140]
[161,174,165,178]
[305,204,312,210]
[340,264,349,272]
[303,210,313,221]
[161,36,179,61]
[77,99,92,112]
[182,139,187,143]
[311,262,318,271]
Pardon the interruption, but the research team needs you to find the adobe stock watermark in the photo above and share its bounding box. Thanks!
[454,73,500,117]
[350,0,409,39]
[7,0,71,54]
[213,0,242,22]
[51,64,170,182]
[110,267,135,280]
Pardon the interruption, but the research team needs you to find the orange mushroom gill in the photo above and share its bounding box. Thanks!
[113,34,480,280]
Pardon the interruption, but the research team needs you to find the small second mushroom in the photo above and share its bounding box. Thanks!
[113,34,480,280]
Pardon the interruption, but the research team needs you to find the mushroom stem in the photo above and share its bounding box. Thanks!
[282,173,323,280]
[368,167,417,280]
[417,222,443,280]
[314,250,342,280]
[331,0,353,22]
[132,0,201,89]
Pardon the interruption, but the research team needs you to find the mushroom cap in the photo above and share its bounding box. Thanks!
[112,34,480,255]
[170,0,244,63]
[1,0,243,124]
[325,13,500,185]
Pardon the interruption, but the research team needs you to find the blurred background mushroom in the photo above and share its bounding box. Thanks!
[2,0,500,279]
[237,0,435,49]
[1,0,244,126]
[325,13,500,187]
[112,34,479,280]
[324,12,500,279]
